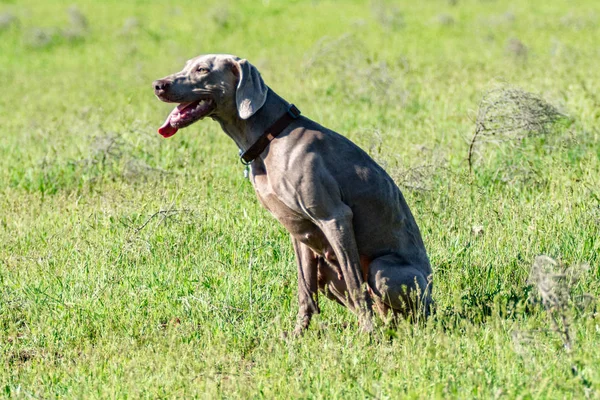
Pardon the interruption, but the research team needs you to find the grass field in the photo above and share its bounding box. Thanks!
[1,0,599,397]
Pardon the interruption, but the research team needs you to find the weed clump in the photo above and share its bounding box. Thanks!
[506,37,528,58]
[209,6,232,29]
[525,256,595,390]
[62,5,88,41]
[24,6,89,48]
[528,255,592,350]
[120,17,139,36]
[436,13,455,26]
[468,86,567,172]
[0,12,18,31]
[24,28,57,48]
[371,0,405,30]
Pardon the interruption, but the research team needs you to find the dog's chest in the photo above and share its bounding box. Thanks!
[251,170,331,256]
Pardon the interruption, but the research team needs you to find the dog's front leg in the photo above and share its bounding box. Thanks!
[291,237,320,336]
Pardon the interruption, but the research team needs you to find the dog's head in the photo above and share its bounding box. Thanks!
[153,54,268,138]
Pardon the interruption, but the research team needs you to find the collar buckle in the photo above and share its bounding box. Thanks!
[287,104,301,119]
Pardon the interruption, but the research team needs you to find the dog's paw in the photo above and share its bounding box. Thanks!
[359,317,374,334]
[280,325,306,340]
[292,324,308,337]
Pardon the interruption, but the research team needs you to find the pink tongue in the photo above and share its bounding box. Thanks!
[158,118,178,138]
[158,105,184,138]
[157,103,195,138]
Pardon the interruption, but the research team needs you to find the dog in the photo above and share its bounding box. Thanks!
[153,54,432,334]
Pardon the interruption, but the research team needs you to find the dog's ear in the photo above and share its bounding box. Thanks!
[234,59,268,120]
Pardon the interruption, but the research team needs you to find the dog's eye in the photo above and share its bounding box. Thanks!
[196,67,210,74]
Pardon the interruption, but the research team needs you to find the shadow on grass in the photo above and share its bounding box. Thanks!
[432,285,539,331]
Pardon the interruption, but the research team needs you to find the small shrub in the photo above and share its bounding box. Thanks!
[468,86,568,172]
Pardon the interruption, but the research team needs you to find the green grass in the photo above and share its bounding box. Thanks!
[1,0,599,397]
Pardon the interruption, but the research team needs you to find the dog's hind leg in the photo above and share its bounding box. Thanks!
[366,254,433,319]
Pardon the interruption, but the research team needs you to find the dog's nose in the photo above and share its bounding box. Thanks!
[153,79,171,93]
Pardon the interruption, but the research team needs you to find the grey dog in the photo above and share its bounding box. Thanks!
[153,54,432,334]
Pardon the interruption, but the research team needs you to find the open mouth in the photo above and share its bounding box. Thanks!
[158,98,215,138]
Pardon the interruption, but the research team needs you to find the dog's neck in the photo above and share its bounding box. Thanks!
[212,89,291,154]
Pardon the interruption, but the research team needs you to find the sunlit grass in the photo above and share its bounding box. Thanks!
[1,0,599,397]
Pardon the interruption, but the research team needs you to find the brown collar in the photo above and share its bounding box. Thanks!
[240,104,301,165]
